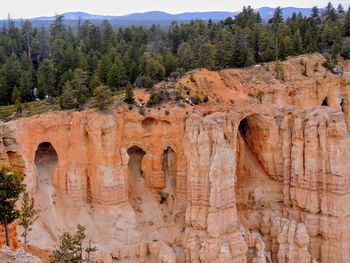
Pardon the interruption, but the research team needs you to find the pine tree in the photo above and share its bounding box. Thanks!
[85,240,97,263]
[72,68,88,107]
[98,55,113,84]
[146,58,165,81]
[19,71,33,102]
[271,7,283,24]
[337,4,345,14]
[11,86,21,104]
[124,82,135,104]
[37,59,57,98]
[0,166,25,247]
[344,12,350,36]
[15,99,22,114]
[107,57,126,88]
[177,42,193,71]
[0,55,22,104]
[162,50,177,76]
[88,73,102,92]
[271,7,284,60]
[91,85,114,111]
[233,27,255,67]
[60,82,77,110]
[325,2,334,16]
[18,192,38,244]
[198,42,216,70]
[341,39,350,59]
[311,6,319,17]
[51,224,88,263]
[292,29,303,55]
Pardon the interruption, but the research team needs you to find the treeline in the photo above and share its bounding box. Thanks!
[0,2,350,106]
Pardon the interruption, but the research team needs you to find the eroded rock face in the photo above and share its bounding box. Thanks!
[0,54,350,262]
[0,223,18,250]
[0,246,42,263]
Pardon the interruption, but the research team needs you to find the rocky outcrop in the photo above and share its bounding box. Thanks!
[0,246,42,263]
[0,54,350,262]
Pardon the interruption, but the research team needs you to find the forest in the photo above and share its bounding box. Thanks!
[0,2,349,107]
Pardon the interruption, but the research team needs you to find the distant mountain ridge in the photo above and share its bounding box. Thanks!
[3,7,314,28]
[11,6,313,22]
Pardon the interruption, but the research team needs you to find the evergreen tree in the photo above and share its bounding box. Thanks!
[259,30,276,62]
[21,20,33,59]
[91,85,114,111]
[101,21,116,53]
[146,58,165,81]
[98,55,112,84]
[177,42,193,71]
[60,81,77,110]
[37,59,57,98]
[124,82,135,104]
[344,12,350,36]
[311,6,319,17]
[271,7,283,24]
[320,20,342,52]
[11,86,21,104]
[198,42,216,70]
[292,29,303,55]
[271,7,284,59]
[341,38,350,59]
[0,55,21,104]
[0,166,25,247]
[19,71,33,102]
[18,191,38,244]
[233,27,255,67]
[88,73,102,92]
[15,99,22,114]
[337,4,345,14]
[325,2,334,16]
[107,57,126,88]
[51,224,90,263]
[72,68,88,106]
[162,50,177,76]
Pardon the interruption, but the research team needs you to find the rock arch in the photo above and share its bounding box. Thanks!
[34,142,58,189]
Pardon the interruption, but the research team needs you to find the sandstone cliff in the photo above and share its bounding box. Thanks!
[0,54,349,262]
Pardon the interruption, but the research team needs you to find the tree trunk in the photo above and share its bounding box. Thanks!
[4,221,10,247]
[26,34,31,59]
[24,228,27,244]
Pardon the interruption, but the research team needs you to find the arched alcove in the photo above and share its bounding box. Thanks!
[322,97,329,106]
[238,117,250,142]
[127,145,146,178]
[35,142,58,189]
[163,147,176,177]
[142,117,157,132]
[160,146,177,210]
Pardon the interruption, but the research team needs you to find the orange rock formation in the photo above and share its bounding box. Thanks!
[0,53,349,262]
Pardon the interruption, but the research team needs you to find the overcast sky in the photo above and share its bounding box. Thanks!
[1,0,349,19]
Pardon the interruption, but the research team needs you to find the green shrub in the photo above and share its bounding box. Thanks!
[302,61,308,76]
[147,92,161,107]
[255,90,265,103]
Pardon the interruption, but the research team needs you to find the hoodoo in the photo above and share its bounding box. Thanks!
[0,54,349,262]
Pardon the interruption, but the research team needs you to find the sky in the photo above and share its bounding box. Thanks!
[0,0,349,19]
